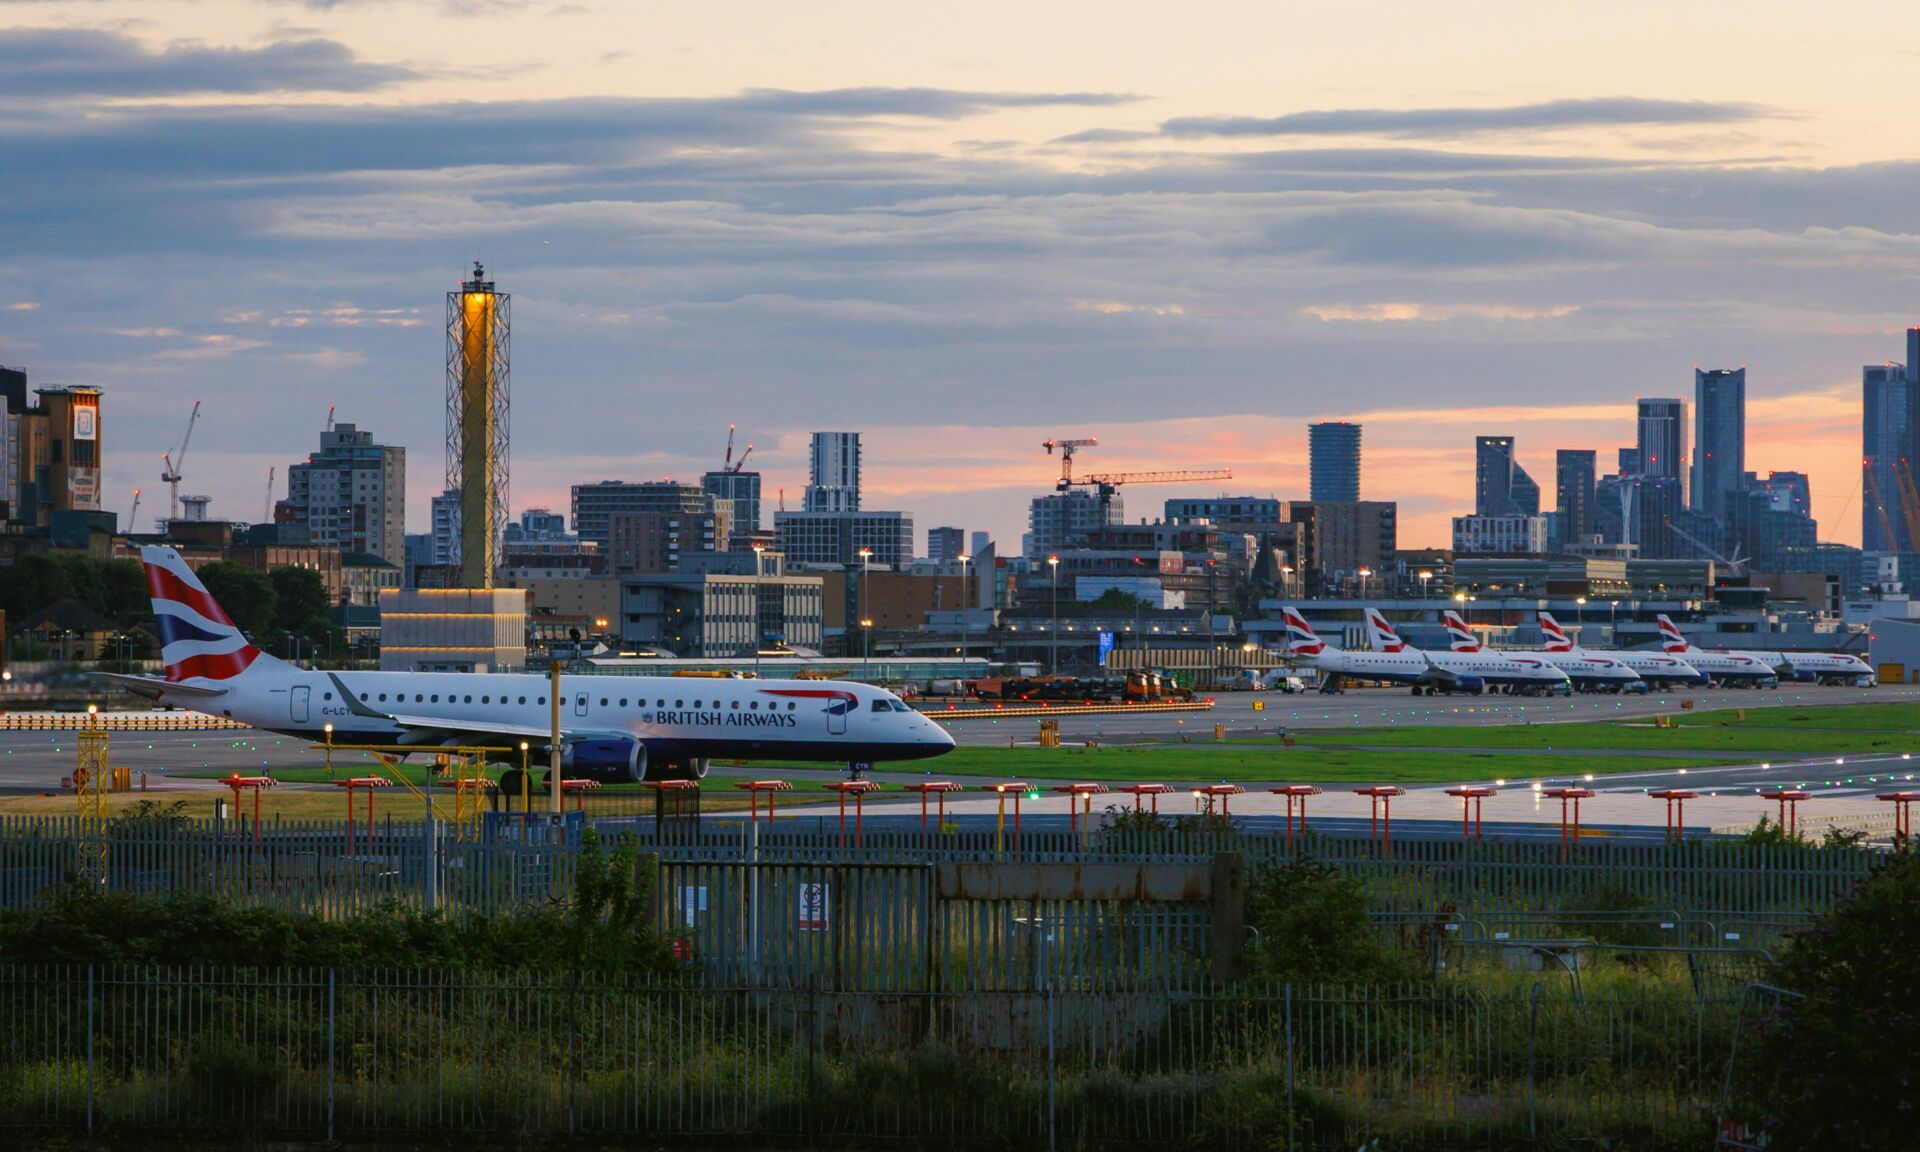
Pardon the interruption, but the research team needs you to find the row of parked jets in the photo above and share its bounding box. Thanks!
[1279,607,1874,696]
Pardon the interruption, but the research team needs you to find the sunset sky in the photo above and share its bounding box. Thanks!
[2,1,1917,548]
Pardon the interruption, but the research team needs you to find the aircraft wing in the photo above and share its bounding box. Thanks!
[95,673,229,702]
[1414,656,1464,688]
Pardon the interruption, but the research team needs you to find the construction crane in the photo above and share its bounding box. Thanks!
[159,400,202,523]
[264,466,276,523]
[721,424,754,473]
[325,406,335,434]
[1080,469,1234,493]
[126,489,141,535]
[1043,437,1099,490]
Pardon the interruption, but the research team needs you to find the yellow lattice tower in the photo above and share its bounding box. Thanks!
[449,751,489,841]
[75,720,109,887]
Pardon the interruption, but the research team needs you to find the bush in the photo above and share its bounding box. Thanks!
[1242,860,1424,985]
[1729,848,1920,1150]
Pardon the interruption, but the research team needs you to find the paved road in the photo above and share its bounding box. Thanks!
[937,684,1920,746]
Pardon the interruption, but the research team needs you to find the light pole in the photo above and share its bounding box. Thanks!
[1280,564,1294,601]
[1358,567,1372,600]
[1609,599,1619,644]
[1418,570,1432,600]
[956,552,971,675]
[752,544,767,677]
[1046,554,1060,675]
[323,722,334,779]
[857,546,872,676]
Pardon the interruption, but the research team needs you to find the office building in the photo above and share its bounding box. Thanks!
[0,369,105,529]
[1474,436,1539,517]
[1027,489,1121,560]
[428,489,461,566]
[969,530,992,558]
[1452,514,1549,555]
[1618,447,1642,475]
[803,431,861,513]
[280,423,406,562]
[1308,421,1361,502]
[1863,359,1914,553]
[774,509,913,568]
[1691,368,1746,521]
[620,560,825,658]
[1555,450,1598,544]
[571,480,711,553]
[1165,496,1284,528]
[1286,501,1397,589]
[926,526,965,563]
[1636,398,1687,491]
[702,468,762,540]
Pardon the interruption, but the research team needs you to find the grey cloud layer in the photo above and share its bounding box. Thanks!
[0,84,1909,543]
[0,28,417,96]
[1162,97,1773,138]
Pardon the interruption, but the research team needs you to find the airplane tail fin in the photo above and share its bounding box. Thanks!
[1655,614,1691,653]
[1280,607,1326,656]
[140,545,276,683]
[1538,612,1573,652]
[1363,607,1407,653]
[1440,610,1481,652]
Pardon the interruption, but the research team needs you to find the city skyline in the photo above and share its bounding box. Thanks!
[1,3,1916,549]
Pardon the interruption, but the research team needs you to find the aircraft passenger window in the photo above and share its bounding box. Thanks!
[415,694,424,703]
[324,692,333,701]
[378,694,387,702]
[731,700,740,709]
[675,700,684,708]
[619,698,628,707]
[600,698,609,707]
[464,696,472,704]
[518,696,526,705]
[431,695,439,703]
[871,700,889,713]
[482,696,490,705]
[787,702,796,711]
[538,697,546,705]
[693,700,702,708]
[749,701,758,710]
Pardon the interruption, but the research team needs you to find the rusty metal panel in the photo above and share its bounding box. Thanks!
[936,861,1211,902]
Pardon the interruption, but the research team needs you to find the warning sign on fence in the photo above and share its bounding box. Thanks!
[798,882,829,931]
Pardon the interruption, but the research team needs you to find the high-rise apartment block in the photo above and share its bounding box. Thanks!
[1474,436,1539,517]
[571,480,713,553]
[702,468,761,541]
[1308,421,1361,502]
[926,526,965,563]
[1862,345,1917,554]
[281,423,406,562]
[1555,449,1597,543]
[1636,399,1687,490]
[1691,368,1746,520]
[804,431,861,512]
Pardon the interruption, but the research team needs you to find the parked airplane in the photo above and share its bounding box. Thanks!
[1537,613,1704,688]
[100,546,955,782]
[1651,615,1784,688]
[1440,610,1643,693]
[1279,607,1478,694]
[1362,608,1571,696]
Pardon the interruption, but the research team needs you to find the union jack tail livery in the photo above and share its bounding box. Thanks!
[1281,607,1325,656]
[1656,614,1691,653]
[1363,607,1408,653]
[1440,610,1481,652]
[1537,612,1574,652]
[141,546,269,682]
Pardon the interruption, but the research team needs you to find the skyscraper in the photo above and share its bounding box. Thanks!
[1308,422,1361,502]
[1475,436,1539,517]
[1862,361,1912,553]
[927,526,964,562]
[1636,399,1687,493]
[1691,369,1746,521]
[702,468,761,539]
[804,432,861,513]
[1555,449,1598,542]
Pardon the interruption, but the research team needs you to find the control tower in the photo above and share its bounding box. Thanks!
[446,262,509,588]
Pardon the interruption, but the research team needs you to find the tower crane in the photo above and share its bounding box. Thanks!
[1894,458,1920,550]
[264,466,275,523]
[1079,469,1234,493]
[126,489,141,535]
[1864,462,1899,552]
[1043,437,1099,490]
[1662,517,1748,576]
[721,425,755,473]
[325,406,335,434]
[160,400,201,524]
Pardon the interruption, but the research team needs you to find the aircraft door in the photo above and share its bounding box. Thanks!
[574,693,589,718]
[826,694,848,736]
[290,685,310,725]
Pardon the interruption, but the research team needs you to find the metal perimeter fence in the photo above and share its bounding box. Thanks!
[0,966,1735,1150]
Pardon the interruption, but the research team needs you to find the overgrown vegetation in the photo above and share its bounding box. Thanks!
[0,826,676,973]
[1730,848,1918,1151]
[1242,858,1426,984]
[1740,813,1869,850]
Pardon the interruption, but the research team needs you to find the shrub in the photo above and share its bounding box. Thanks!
[1242,859,1423,985]
[1729,848,1920,1150]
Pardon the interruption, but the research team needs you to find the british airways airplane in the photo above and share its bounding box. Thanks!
[1440,609,1642,693]
[1363,608,1571,696]
[1536,612,1704,688]
[101,546,954,782]
[1651,614,1783,687]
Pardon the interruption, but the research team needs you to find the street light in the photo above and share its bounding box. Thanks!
[1418,570,1432,600]
[956,552,972,676]
[1609,599,1620,643]
[1358,567,1372,599]
[1046,554,1060,675]
[323,722,335,779]
[857,547,873,676]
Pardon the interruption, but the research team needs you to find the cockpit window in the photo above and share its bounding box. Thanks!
[871,699,890,713]
[890,700,912,713]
